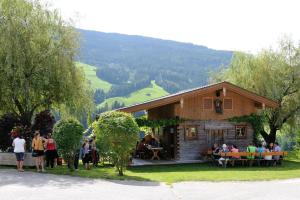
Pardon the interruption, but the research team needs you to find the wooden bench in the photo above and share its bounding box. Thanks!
[217,151,288,168]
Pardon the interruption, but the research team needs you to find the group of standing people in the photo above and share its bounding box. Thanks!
[81,136,98,169]
[12,130,99,172]
[69,136,99,171]
[12,130,58,172]
[31,131,58,172]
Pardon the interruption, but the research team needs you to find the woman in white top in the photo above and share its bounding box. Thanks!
[12,134,26,172]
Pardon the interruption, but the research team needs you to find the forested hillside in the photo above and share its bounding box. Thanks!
[78,29,233,95]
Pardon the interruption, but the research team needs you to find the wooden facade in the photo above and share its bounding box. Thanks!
[118,82,278,161]
[148,90,260,121]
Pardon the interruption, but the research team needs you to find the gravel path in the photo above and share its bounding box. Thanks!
[1,169,300,200]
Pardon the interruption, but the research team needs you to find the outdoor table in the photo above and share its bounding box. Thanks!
[147,147,163,160]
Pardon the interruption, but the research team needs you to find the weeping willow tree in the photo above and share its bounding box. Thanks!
[214,37,300,143]
[0,0,93,132]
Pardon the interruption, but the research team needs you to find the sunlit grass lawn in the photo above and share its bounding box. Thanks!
[45,154,300,184]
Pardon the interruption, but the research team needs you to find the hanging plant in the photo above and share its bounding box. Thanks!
[229,113,265,144]
[135,116,185,128]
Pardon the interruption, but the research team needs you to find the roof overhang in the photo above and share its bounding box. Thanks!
[117,81,279,113]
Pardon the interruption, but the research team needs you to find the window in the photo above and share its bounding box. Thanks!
[203,98,213,110]
[185,126,198,140]
[236,125,247,139]
[223,98,233,110]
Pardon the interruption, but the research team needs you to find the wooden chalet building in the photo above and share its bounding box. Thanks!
[118,82,278,161]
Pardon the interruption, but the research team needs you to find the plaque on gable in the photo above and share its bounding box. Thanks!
[214,99,223,114]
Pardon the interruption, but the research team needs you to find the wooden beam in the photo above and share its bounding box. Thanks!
[180,98,184,109]
[223,87,227,97]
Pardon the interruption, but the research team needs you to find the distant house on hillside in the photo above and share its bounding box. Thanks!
[118,82,278,161]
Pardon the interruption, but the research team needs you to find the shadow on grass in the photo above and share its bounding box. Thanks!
[0,164,162,187]
[127,160,300,174]
[45,164,160,186]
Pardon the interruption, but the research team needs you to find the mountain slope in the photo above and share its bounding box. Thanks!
[78,62,112,92]
[98,81,169,109]
[78,29,233,93]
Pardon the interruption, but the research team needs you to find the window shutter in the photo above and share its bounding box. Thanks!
[224,99,233,109]
[203,98,213,109]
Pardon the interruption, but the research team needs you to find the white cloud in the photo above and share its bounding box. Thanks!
[48,0,300,52]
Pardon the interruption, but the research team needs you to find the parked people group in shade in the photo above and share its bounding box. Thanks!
[212,142,282,167]
[135,135,160,159]
[71,136,99,171]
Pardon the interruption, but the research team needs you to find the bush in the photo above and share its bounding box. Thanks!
[93,111,139,175]
[0,114,20,152]
[53,119,84,171]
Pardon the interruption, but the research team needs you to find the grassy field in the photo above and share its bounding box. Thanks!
[42,154,300,184]
[77,62,112,92]
[77,62,169,108]
[98,80,169,109]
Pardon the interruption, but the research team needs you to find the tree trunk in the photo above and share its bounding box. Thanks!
[18,112,34,150]
[118,165,124,176]
[118,169,123,176]
[68,157,75,171]
[261,128,277,144]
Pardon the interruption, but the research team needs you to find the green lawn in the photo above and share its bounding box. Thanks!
[44,157,300,184]
[77,62,112,92]
[98,80,169,109]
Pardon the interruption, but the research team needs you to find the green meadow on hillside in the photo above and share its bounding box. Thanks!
[77,62,169,109]
[77,62,112,92]
[98,81,169,109]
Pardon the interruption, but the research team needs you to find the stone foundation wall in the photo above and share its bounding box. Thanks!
[0,153,35,166]
[177,120,253,160]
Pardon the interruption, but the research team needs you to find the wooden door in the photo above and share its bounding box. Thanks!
[206,129,225,147]
[163,126,177,159]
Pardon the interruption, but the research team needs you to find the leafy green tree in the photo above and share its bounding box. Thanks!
[53,119,84,171]
[214,37,300,143]
[93,111,139,176]
[0,0,92,131]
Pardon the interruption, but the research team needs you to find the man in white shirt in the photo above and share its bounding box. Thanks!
[12,135,26,172]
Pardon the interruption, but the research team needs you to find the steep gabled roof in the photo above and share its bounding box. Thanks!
[117,81,279,113]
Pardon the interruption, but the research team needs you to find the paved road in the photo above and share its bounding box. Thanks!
[1,169,300,200]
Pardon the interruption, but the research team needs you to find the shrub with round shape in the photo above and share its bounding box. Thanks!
[53,119,84,171]
[93,111,139,176]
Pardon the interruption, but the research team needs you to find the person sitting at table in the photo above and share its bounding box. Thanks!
[212,143,221,159]
[149,138,159,147]
[231,145,240,159]
[256,143,265,159]
[268,142,274,151]
[136,138,147,158]
[264,148,273,166]
[218,144,229,166]
[246,142,256,159]
[273,142,282,165]
[137,138,146,151]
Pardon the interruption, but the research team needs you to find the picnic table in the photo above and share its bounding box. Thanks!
[207,151,288,168]
[147,146,163,160]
